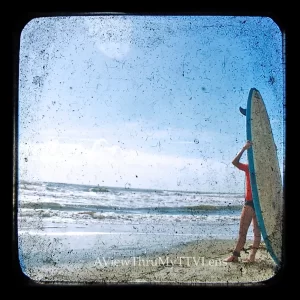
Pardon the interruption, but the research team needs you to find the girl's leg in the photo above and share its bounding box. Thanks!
[234,205,254,253]
[247,213,261,262]
[224,205,253,262]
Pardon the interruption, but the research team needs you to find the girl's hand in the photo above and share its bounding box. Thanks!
[243,140,253,150]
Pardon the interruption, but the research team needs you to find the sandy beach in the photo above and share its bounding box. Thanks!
[23,239,278,287]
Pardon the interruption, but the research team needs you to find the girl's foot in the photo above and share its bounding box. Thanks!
[224,255,239,262]
[244,249,257,263]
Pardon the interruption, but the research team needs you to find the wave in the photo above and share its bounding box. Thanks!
[19,180,243,196]
[157,204,242,213]
[19,201,242,215]
[89,187,110,193]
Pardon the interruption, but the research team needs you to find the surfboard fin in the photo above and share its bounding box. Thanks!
[239,107,246,116]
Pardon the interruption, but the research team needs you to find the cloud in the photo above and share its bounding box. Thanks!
[18,138,241,192]
[85,16,133,60]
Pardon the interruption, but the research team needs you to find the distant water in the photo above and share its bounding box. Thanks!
[17,181,247,275]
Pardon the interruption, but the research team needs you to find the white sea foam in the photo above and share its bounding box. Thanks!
[16,181,247,271]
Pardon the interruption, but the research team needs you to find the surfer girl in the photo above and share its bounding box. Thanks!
[224,140,261,263]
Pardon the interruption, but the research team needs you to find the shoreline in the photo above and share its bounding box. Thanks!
[22,238,278,286]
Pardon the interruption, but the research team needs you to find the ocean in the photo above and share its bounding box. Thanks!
[17,181,248,275]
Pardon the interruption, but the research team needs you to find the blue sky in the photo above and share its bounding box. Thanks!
[18,14,285,193]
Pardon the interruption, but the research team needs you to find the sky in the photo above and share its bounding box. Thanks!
[18,14,285,193]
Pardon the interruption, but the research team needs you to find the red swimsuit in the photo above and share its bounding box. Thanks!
[236,163,252,202]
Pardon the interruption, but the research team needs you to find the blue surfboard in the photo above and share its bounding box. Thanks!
[240,88,283,266]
